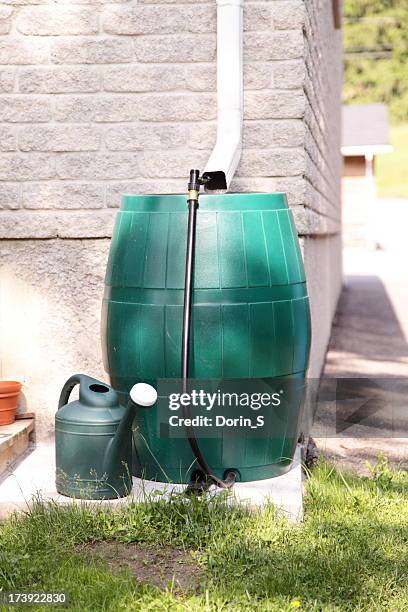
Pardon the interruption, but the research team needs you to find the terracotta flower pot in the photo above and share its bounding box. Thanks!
[0,381,22,426]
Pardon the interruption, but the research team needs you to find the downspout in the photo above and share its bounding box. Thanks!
[203,0,244,192]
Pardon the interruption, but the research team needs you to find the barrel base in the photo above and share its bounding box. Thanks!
[55,478,132,500]
[135,458,294,485]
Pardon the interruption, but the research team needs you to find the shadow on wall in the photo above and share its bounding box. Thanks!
[0,239,110,438]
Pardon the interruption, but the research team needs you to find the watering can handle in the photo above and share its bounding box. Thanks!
[58,373,107,409]
[57,374,85,409]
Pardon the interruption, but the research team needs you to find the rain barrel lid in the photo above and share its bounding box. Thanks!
[121,192,288,213]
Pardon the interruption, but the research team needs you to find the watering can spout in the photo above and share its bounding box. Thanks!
[103,383,158,476]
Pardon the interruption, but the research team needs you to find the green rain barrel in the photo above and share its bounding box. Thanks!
[101,193,311,483]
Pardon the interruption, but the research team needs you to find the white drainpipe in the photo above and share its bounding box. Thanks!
[203,0,244,192]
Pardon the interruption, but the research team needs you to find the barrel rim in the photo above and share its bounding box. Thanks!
[121,192,289,213]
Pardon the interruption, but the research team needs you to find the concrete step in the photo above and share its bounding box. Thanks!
[0,418,35,478]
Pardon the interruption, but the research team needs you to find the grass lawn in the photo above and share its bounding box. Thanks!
[376,124,408,198]
[0,459,407,611]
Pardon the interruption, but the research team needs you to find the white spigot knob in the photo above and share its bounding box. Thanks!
[130,383,157,407]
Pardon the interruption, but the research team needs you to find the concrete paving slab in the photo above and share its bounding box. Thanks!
[0,442,303,522]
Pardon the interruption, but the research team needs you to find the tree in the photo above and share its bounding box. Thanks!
[344,0,408,122]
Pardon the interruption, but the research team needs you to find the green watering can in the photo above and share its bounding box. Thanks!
[55,374,157,500]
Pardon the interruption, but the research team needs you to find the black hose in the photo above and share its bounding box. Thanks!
[181,170,236,491]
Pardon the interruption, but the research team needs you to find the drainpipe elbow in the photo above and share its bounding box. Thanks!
[204,110,242,191]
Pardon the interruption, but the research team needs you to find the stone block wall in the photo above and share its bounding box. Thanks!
[0,0,342,437]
